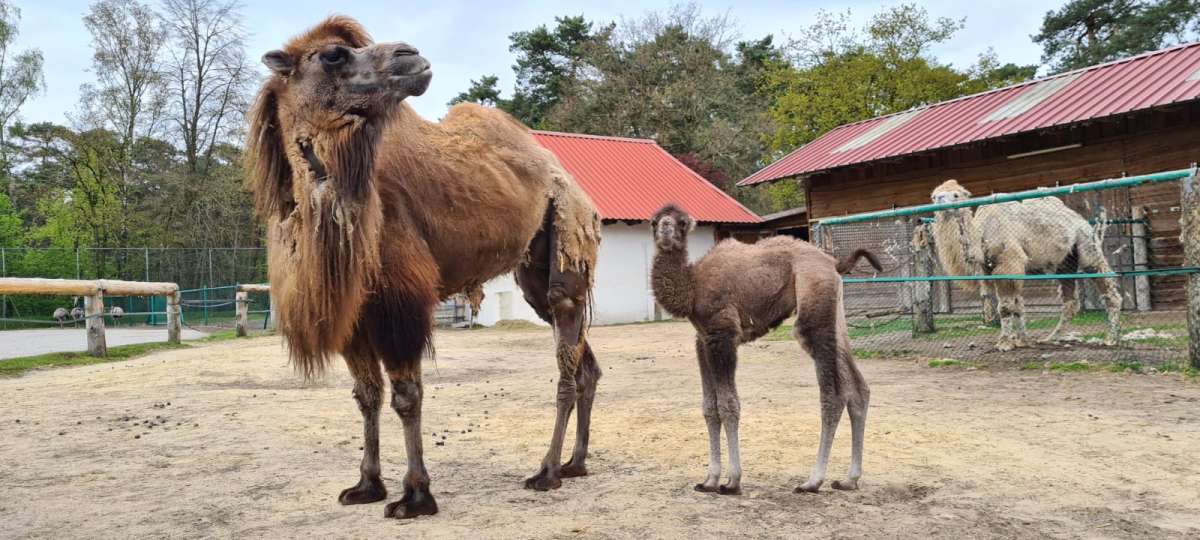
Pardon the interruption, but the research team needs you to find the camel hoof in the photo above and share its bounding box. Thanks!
[694,483,719,493]
[794,481,822,494]
[831,479,859,491]
[524,466,562,491]
[338,477,387,505]
[384,486,438,519]
[560,460,588,478]
[717,485,741,496]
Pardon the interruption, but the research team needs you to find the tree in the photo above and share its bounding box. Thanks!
[448,75,504,108]
[547,5,773,193]
[0,191,19,245]
[762,5,1033,153]
[0,1,44,205]
[1034,0,1200,72]
[78,0,169,252]
[160,0,252,177]
[506,15,611,127]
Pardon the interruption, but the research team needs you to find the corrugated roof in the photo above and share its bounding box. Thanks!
[533,130,760,224]
[739,41,1200,186]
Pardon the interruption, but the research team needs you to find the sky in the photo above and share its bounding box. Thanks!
[13,0,1065,126]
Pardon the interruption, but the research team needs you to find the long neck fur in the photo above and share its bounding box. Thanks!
[651,245,696,318]
[278,117,386,374]
[932,209,979,291]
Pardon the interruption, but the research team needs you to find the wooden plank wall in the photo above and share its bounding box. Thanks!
[809,105,1199,309]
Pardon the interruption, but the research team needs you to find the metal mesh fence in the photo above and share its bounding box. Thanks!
[817,169,1196,369]
[0,248,267,329]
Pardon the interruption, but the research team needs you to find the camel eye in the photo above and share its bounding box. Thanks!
[320,47,348,67]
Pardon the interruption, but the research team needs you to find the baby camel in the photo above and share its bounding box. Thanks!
[650,204,878,495]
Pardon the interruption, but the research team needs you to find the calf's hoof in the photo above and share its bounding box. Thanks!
[694,483,719,493]
[717,484,741,496]
[524,466,563,491]
[338,477,387,505]
[560,459,588,478]
[794,480,822,493]
[384,486,438,519]
[831,478,859,491]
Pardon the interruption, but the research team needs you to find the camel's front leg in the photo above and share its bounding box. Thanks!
[692,335,723,493]
[338,339,387,505]
[707,332,743,495]
[384,367,438,518]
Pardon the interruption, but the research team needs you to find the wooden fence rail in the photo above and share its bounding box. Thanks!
[0,277,181,357]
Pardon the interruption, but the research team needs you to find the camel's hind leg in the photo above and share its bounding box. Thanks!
[337,333,387,505]
[517,205,597,491]
[1042,279,1079,343]
[561,342,600,478]
[795,273,868,493]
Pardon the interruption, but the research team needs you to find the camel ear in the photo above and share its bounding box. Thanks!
[263,50,295,76]
[682,214,696,232]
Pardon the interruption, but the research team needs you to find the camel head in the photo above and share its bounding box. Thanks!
[247,17,432,222]
[651,204,696,252]
[260,17,431,130]
[931,179,971,206]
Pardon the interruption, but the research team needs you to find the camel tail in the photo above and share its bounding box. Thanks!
[836,249,883,274]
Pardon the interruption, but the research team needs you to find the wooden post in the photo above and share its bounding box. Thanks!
[1132,206,1152,311]
[1182,171,1200,369]
[266,294,276,330]
[235,290,249,337]
[85,292,107,357]
[166,291,181,345]
[912,224,936,335]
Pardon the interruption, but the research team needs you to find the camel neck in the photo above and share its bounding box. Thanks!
[651,246,695,318]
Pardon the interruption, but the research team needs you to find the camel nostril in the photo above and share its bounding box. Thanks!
[393,48,418,57]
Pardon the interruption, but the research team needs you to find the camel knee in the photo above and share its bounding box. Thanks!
[716,394,740,424]
[555,376,578,405]
[352,382,383,413]
[390,380,422,419]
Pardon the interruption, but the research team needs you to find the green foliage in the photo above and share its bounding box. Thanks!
[504,15,612,127]
[0,191,19,245]
[1049,361,1092,372]
[448,75,504,108]
[1034,0,1200,73]
[762,5,1035,154]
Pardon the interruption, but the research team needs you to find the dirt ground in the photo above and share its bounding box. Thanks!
[1,321,1198,539]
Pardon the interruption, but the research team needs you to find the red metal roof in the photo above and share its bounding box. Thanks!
[533,131,760,223]
[739,41,1200,186]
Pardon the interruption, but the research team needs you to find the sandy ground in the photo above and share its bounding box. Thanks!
[0,328,209,360]
[1,321,1198,539]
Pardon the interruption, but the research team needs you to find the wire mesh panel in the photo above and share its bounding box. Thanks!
[821,169,1196,368]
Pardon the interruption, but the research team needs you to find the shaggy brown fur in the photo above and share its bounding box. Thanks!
[649,204,872,495]
[247,17,602,519]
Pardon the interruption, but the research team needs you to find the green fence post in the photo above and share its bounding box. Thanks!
[203,285,209,326]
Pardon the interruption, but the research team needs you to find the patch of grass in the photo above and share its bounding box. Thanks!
[853,348,916,359]
[1155,361,1199,377]
[1020,361,1043,370]
[1106,360,1144,373]
[490,319,543,331]
[0,329,248,378]
[928,359,971,368]
[1048,361,1091,373]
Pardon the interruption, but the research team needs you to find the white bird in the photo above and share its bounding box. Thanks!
[110,306,125,327]
[53,307,69,328]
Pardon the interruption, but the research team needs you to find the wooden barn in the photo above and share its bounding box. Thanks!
[739,42,1200,310]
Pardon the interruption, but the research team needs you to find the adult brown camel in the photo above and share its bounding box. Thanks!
[649,204,876,495]
[246,17,602,519]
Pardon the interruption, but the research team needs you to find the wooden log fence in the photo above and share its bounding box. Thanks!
[235,284,272,337]
[0,277,181,357]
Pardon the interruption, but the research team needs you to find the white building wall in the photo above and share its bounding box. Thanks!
[475,222,717,326]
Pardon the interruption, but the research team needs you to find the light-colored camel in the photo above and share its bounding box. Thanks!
[246,17,601,519]
[930,180,1121,351]
[650,204,876,495]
